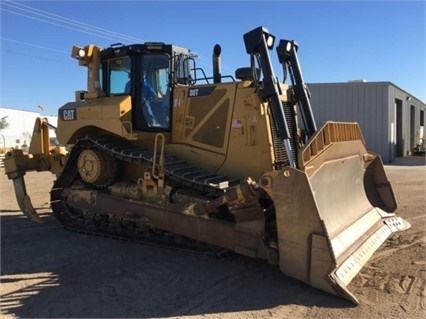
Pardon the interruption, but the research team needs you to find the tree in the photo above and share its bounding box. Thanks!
[0,116,8,150]
[0,116,9,130]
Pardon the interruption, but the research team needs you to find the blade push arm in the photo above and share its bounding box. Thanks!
[276,40,317,138]
[243,26,295,167]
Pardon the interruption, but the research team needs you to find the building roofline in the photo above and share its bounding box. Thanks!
[307,81,425,105]
[0,106,40,115]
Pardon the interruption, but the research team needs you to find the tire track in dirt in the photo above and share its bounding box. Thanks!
[169,272,249,316]
[352,241,426,318]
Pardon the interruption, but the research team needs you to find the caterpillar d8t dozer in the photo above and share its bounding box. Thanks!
[4,26,410,304]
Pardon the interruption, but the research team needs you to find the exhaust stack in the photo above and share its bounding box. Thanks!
[213,44,222,83]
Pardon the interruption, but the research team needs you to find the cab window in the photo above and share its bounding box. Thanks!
[108,56,131,95]
[140,54,170,129]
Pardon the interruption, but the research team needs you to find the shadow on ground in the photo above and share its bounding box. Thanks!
[0,213,354,318]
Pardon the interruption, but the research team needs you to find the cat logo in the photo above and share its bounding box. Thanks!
[62,109,76,121]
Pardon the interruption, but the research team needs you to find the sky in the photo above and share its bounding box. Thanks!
[0,0,425,116]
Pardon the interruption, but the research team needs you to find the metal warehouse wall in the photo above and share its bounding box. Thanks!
[307,82,425,163]
[387,86,425,160]
[308,82,390,162]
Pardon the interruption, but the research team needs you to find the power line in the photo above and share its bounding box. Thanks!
[1,0,146,44]
[2,0,145,43]
[1,8,134,43]
[1,37,69,54]
[1,48,73,64]
[1,1,236,75]
[5,0,143,40]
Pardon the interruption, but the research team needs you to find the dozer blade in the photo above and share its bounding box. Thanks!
[268,122,410,304]
[11,174,42,223]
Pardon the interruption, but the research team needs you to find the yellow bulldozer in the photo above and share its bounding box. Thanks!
[4,26,410,304]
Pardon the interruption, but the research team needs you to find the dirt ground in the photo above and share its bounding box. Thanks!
[1,156,425,319]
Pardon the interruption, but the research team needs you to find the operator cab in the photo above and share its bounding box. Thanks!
[100,43,191,132]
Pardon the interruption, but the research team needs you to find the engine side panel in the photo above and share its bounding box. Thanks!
[170,82,280,180]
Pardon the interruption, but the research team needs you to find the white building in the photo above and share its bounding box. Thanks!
[0,107,58,150]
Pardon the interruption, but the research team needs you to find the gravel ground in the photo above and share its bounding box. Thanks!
[1,156,425,319]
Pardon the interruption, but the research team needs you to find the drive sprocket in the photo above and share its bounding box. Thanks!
[77,148,116,187]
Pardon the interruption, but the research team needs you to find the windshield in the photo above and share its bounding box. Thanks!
[103,53,171,131]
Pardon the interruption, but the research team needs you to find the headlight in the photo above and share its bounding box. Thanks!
[266,34,275,49]
[78,49,86,58]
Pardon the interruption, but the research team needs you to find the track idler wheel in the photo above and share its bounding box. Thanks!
[77,149,116,187]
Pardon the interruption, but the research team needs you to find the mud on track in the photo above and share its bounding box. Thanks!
[1,156,425,318]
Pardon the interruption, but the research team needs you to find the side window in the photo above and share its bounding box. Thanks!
[157,68,169,97]
[173,54,192,85]
[109,57,131,95]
